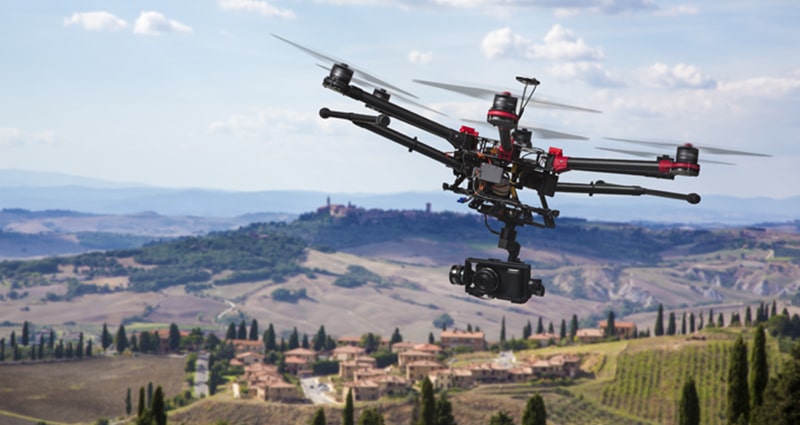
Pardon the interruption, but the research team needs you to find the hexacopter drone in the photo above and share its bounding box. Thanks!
[274,35,767,304]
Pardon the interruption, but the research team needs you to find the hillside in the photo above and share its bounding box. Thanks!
[1,208,799,343]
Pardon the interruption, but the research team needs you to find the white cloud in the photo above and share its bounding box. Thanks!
[654,4,699,17]
[481,25,604,61]
[63,11,128,31]
[133,11,192,35]
[549,62,626,87]
[0,128,55,147]
[717,76,800,99]
[218,0,296,19]
[408,50,433,64]
[639,63,717,89]
[208,108,318,139]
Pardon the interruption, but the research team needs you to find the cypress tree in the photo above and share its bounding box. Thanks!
[745,306,753,326]
[726,334,749,424]
[249,319,259,341]
[750,324,768,409]
[315,325,329,351]
[522,393,547,425]
[343,388,354,425]
[434,392,457,425]
[22,321,30,346]
[667,312,676,336]
[1,338,5,362]
[679,377,700,425]
[265,323,277,351]
[418,377,435,425]
[126,387,132,416]
[169,323,181,351]
[655,304,665,336]
[10,330,15,347]
[289,327,300,350]
[116,325,128,353]
[428,332,434,344]
[750,341,800,425]
[522,320,532,340]
[86,339,92,357]
[101,323,112,350]
[536,317,544,334]
[137,386,145,417]
[547,322,554,335]
[718,312,725,327]
[237,320,247,340]
[570,314,579,339]
[681,312,687,335]
[152,385,166,425]
[147,382,154,408]
[49,329,55,350]
[390,327,402,344]
[311,407,326,425]
[38,336,44,359]
[559,319,567,340]
[226,322,237,340]
[489,411,515,425]
[302,333,310,349]
[771,300,777,317]
[77,332,84,359]
[689,312,696,333]
[605,311,616,338]
[500,316,506,345]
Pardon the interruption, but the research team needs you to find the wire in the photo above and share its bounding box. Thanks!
[484,215,500,235]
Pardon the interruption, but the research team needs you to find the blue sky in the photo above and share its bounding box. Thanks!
[2,1,799,201]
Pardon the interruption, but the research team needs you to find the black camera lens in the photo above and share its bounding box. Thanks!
[449,265,465,286]
[473,267,500,294]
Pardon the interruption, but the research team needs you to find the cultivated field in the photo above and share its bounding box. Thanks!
[0,356,187,424]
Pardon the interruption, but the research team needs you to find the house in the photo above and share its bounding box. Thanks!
[339,356,377,380]
[229,339,265,355]
[530,354,581,379]
[412,343,443,355]
[508,366,534,382]
[398,350,436,367]
[245,363,300,402]
[527,332,558,347]
[465,362,508,383]
[343,380,380,401]
[336,336,362,347]
[575,328,604,344]
[284,347,318,363]
[390,341,417,353]
[265,381,301,402]
[406,360,445,382]
[332,345,366,362]
[235,351,264,366]
[375,374,410,396]
[284,356,312,377]
[429,368,474,390]
[440,329,485,351]
[598,320,637,339]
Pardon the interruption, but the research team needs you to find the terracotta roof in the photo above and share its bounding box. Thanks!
[598,320,636,329]
[440,329,485,339]
[413,343,442,352]
[285,348,317,356]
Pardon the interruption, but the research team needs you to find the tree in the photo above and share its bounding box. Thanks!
[289,327,300,350]
[718,312,725,327]
[570,314,579,339]
[249,319,259,341]
[655,304,664,336]
[689,312,696,333]
[750,324,769,409]
[101,323,112,350]
[522,320,532,340]
[126,387,132,416]
[357,408,385,425]
[536,317,544,334]
[137,386,145,417]
[310,407,327,425]
[522,393,546,425]
[116,325,128,353]
[681,312,687,335]
[435,392,457,425]
[85,339,93,357]
[667,312,676,336]
[151,385,166,425]
[547,322,554,335]
[745,306,753,326]
[679,377,700,425]
[343,388,354,425]
[559,319,567,340]
[302,333,310,349]
[237,320,247,340]
[169,323,181,352]
[226,322,237,340]
[0,338,4,362]
[489,411,515,425]
[751,341,800,425]
[265,323,277,351]
[605,311,616,338]
[500,316,506,345]
[418,377,435,425]
[390,327,403,345]
[315,325,328,351]
[428,332,435,344]
[22,321,30,346]
[726,334,749,424]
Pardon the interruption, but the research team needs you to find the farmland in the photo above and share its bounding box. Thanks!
[0,356,187,424]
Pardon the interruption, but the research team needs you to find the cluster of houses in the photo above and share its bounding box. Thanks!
[228,327,589,404]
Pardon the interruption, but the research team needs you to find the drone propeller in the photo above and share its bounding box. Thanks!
[272,34,418,99]
[313,64,446,117]
[460,118,588,141]
[596,147,736,165]
[604,137,771,157]
[413,79,601,113]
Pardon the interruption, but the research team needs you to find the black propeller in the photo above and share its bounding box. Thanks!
[604,137,771,157]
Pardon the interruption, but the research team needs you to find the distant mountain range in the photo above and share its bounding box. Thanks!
[1,169,798,225]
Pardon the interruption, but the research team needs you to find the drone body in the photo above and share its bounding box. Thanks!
[273,35,765,304]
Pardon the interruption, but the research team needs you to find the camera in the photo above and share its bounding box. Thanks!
[449,258,545,304]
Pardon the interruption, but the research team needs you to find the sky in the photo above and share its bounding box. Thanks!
[1,1,799,202]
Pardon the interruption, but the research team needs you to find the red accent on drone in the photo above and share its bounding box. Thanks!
[549,147,569,173]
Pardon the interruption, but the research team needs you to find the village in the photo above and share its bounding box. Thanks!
[223,319,638,405]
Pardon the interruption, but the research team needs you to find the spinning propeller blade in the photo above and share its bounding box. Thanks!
[604,137,771,157]
[273,34,418,99]
[461,118,588,140]
[596,147,736,165]
[413,79,601,113]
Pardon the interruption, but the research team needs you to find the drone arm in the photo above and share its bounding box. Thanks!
[556,181,701,204]
[549,147,700,179]
[350,120,464,170]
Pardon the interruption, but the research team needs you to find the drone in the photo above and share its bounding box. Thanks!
[274,35,767,304]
